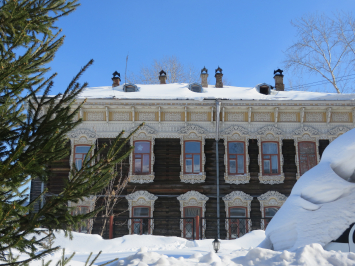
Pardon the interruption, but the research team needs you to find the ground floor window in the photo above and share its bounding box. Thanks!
[183,207,201,239]
[132,206,150,235]
[229,207,247,239]
[72,206,90,233]
[264,207,279,228]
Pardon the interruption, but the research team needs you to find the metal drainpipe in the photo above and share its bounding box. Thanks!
[215,100,221,239]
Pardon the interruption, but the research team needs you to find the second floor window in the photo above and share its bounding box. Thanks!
[228,142,245,174]
[74,146,91,170]
[264,206,279,228]
[133,141,151,174]
[298,142,317,176]
[262,142,279,175]
[184,141,201,174]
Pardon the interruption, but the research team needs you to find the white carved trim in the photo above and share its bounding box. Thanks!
[126,191,158,234]
[257,191,287,230]
[222,191,253,239]
[177,191,209,238]
[128,128,156,183]
[179,125,207,183]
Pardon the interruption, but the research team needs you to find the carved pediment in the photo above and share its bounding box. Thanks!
[126,190,158,201]
[68,128,97,139]
[257,126,283,136]
[222,125,249,136]
[257,191,287,202]
[131,125,157,135]
[328,126,351,136]
[222,191,253,202]
[293,126,319,136]
[177,191,208,202]
[178,124,207,135]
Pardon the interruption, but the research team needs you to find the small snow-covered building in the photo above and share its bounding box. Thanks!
[31,67,355,239]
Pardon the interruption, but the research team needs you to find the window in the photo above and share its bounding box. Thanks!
[264,207,279,228]
[133,141,151,174]
[188,83,202,93]
[183,207,201,239]
[228,142,245,174]
[259,85,269,95]
[261,142,279,175]
[184,141,201,174]
[229,207,247,239]
[72,206,90,233]
[74,145,91,170]
[298,142,317,176]
[132,206,150,235]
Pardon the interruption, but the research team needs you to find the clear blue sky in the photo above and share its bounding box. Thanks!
[47,0,355,94]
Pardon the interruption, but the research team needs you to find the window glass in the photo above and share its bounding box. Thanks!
[229,142,244,154]
[185,142,201,153]
[265,207,279,217]
[133,207,149,217]
[142,154,149,173]
[134,142,150,153]
[262,143,278,154]
[186,159,192,172]
[193,155,200,172]
[271,155,278,173]
[135,159,141,173]
[230,208,246,217]
[75,160,82,170]
[229,160,236,173]
[184,207,201,217]
[264,160,271,174]
[75,146,91,153]
[237,155,244,173]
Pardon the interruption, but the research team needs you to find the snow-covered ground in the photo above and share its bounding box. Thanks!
[14,230,355,266]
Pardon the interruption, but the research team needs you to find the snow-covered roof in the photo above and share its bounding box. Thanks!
[79,83,355,101]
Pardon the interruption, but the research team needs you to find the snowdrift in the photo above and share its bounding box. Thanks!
[266,128,355,251]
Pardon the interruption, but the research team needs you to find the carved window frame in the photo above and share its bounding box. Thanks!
[222,126,250,184]
[180,131,206,183]
[68,196,96,233]
[183,140,202,174]
[222,191,253,239]
[261,141,280,175]
[257,132,284,184]
[257,191,287,230]
[133,140,152,175]
[293,127,321,180]
[129,129,155,184]
[177,191,209,238]
[125,191,158,235]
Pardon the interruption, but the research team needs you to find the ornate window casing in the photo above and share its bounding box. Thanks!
[256,126,284,184]
[293,127,320,179]
[328,126,351,142]
[125,191,158,235]
[179,126,206,183]
[222,126,250,184]
[177,191,209,238]
[69,196,96,233]
[128,127,155,183]
[222,191,253,239]
[257,191,287,230]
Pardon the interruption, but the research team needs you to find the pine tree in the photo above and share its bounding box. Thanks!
[0,1,139,264]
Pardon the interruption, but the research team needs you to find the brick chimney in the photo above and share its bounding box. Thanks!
[215,66,223,88]
[159,70,167,84]
[112,71,121,87]
[273,69,284,91]
[200,66,208,88]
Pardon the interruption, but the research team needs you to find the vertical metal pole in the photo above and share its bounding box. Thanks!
[215,100,221,239]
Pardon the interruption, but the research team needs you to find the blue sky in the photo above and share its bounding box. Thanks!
[47,0,355,94]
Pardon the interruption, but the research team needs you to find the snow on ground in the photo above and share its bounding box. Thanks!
[14,230,355,266]
[77,83,355,101]
[265,128,355,251]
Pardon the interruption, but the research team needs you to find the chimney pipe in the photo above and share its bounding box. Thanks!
[200,66,208,88]
[215,66,223,88]
[112,71,121,87]
[159,70,167,84]
[273,69,284,91]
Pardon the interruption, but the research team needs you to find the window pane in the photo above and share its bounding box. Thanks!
[299,142,316,154]
[237,155,244,174]
[142,154,150,173]
[265,207,279,217]
[230,208,246,217]
[186,154,192,158]
[229,160,236,173]
[134,142,150,153]
[185,207,201,217]
[135,158,141,173]
[193,155,200,173]
[185,142,200,153]
[229,155,236,159]
[135,154,142,158]
[133,207,149,217]
[264,160,270,174]
[186,159,192,172]
[229,142,244,154]
[75,146,91,153]
[262,143,278,154]
[75,154,82,158]
[76,159,82,170]
[271,155,278,173]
